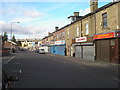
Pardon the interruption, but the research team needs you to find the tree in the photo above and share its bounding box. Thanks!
[16,41,22,46]
[11,35,16,43]
[2,32,8,41]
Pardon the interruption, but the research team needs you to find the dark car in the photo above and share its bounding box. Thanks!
[2,70,19,90]
[20,48,25,51]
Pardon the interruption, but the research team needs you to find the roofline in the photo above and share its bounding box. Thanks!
[42,1,120,40]
[62,1,120,28]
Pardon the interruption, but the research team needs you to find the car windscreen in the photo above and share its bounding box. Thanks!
[40,49,44,51]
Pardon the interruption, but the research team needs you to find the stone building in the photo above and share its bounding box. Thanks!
[65,0,120,63]
[41,0,120,63]
[94,1,120,63]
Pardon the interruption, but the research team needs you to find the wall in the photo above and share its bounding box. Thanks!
[55,29,65,41]
[82,15,95,36]
[118,2,120,29]
[96,3,119,34]
[65,22,81,56]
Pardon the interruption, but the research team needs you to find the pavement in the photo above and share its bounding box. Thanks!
[48,53,119,68]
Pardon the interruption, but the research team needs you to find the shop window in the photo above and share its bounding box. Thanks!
[35,42,38,44]
[102,13,108,28]
[111,39,115,46]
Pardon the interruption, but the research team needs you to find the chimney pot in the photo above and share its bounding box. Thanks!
[55,27,59,31]
[90,0,98,12]
[73,12,79,16]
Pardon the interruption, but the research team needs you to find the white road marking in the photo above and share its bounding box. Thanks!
[13,63,21,65]
[19,70,22,73]
[4,56,15,64]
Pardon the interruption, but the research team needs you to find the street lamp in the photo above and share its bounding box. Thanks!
[10,22,20,53]
[11,22,20,40]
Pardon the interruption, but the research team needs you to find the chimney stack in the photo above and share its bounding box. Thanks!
[90,0,98,12]
[73,12,79,16]
[48,32,50,35]
[55,27,59,31]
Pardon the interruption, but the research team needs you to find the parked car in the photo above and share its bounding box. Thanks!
[20,48,25,51]
[2,70,19,90]
[39,49,45,54]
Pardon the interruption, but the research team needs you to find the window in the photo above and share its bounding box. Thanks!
[111,39,115,46]
[59,33,62,39]
[76,27,79,37]
[85,23,89,35]
[67,30,70,39]
[57,34,59,39]
[62,32,65,36]
[35,42,38,44]
[102,13,107,28]
[68,45,70,52]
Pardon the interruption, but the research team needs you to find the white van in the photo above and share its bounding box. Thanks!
[39,49,45,54]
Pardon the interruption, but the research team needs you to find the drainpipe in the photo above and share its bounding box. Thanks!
[94,14,96,35]
[80,20,83,58]
[94,14,96,60]
[81,20,83,37]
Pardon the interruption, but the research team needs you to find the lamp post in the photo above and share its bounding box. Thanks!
[10,22,20,53]
[11,22,20,40]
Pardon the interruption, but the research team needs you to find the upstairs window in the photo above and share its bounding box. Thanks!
[59,33,62,39]
[62,32,65,36]
[76,27,79,37]
[57,34,59,39]
[102,13,108,28]
[85,23,89,35]
[67,30,70,39]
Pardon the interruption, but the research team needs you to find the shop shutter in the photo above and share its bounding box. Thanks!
[101,40,110,62]
[57,45,65,56]
[75,46,82,58]
[83,45,95,61]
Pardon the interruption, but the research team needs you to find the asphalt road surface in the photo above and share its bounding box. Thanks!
[2,50,119,88]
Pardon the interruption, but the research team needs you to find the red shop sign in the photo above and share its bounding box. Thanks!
[94,32,115,39]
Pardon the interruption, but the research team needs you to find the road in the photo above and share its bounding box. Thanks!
[2,50,119,88]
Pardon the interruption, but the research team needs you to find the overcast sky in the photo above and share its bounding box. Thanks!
[0,0,112,39]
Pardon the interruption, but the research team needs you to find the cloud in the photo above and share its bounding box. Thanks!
[1,17,69,39]
[0,20,6,25]
[11,17,39,23]
[11,11,44,23]
[23,9,43,17]
[79,8,90,16]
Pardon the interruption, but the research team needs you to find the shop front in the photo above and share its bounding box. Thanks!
[74,36,95,61]
[49,40,66,56]
[94,30,120,64]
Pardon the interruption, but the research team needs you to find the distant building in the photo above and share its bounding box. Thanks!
[17,39,41,50]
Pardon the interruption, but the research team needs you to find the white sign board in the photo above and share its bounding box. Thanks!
[55,40,65,45]
[76,37,87,42]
